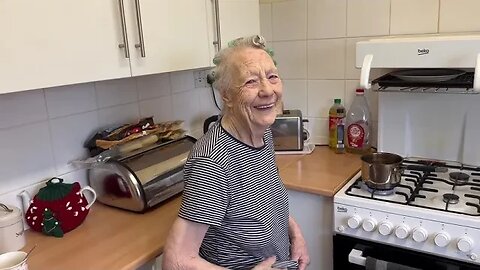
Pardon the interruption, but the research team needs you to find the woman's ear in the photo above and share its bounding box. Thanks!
[222,90,234,108]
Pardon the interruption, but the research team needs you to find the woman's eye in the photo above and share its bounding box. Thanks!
[268,74,280,82]
[245,79,258,87]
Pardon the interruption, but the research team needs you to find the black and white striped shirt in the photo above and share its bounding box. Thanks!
[179,121,290,269]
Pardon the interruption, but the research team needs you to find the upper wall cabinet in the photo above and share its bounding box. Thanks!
[124,0,211,76]
[0,0,132,94]
[0,0,259,95]
[0,0,212,94]
[207,0,261,61]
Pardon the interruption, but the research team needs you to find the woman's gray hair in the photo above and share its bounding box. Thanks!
[210,35,275,94]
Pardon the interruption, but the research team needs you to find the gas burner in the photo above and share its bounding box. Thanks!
[442,193,460,204]
[449,172,470,184]
[365,186,395,196]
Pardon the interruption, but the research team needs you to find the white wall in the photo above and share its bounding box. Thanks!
[259,0,480,145]
[0,70,220,209]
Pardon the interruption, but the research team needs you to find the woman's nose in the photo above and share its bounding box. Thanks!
[259,79,275,97]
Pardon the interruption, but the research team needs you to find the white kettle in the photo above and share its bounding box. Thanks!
[0,203,26,254]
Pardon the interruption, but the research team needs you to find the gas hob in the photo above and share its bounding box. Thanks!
[334,158,480,266]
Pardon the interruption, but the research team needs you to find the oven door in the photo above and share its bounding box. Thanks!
[333,234,480,270]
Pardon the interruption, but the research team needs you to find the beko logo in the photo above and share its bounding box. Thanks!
[417,48,430,56]
[336,206,348,213]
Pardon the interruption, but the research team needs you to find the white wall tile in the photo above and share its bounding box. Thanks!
[272,41,307,79]
[308,39,346,79]
[347,0,391,37]
[139,96,174,123]
[0,90,47,129]
[49,111,99,175]
[173,89,201,132]
[197,87,222,118]
[95,77,138,108]
[391,0,438,35]
[282,80,307,114]
[272,0,307,41]
[170,70,195,93]
[439,0,480,33]
[0,122,55,193]
[307,80,345,118]
[45,83,96,118]
[308,0,347,39]
[136,73,171,100]
[260,3,273,41]
[97,103,140,128]
[305,117,328,145]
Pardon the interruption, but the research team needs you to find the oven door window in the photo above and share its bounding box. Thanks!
[334,235,480,270]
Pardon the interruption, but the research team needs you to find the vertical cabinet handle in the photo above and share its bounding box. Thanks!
[117,0,130,58]
[212,0,222,52]
[134,0,146,57]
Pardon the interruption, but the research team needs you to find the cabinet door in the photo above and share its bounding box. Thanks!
[0,0,131,94]
[126,0,211,76]
[218,0,260,48]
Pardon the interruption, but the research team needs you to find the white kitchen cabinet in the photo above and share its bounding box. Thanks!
[207,0,261,61]
[0,0,131,94]
[218,0,260,49]
[288,189,334,270]
[124,0,211,76]
[0,0,212,94]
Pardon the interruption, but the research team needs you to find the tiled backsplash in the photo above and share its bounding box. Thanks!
[0,70,219,209]
[260,0,480,145]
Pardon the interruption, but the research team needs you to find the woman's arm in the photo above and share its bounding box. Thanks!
[162,217,226,270]
[288,216,310,270]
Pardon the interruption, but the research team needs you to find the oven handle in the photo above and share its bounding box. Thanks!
[348,248,421,270]
[348,248,367,266]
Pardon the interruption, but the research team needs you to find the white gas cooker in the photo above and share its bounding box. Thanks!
[334,158,480,266]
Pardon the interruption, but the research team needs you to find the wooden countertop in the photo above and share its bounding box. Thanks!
[23,146,361,270]
[277,146,362,196]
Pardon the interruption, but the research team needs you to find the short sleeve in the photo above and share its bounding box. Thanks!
[179,156,229,227]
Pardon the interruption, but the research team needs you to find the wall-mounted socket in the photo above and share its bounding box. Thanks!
[193,70,208,88]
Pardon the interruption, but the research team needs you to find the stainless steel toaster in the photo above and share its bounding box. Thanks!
[88,136,196,212]
[271,109,305,151]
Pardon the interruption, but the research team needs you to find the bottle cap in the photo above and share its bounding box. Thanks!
[356,88,365,95]
[334,98,341,104]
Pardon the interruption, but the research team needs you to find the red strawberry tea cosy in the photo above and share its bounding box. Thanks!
[24,177,97,237]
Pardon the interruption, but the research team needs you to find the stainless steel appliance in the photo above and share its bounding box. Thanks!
[88,136,196,212]
[333,34,480,269]
[271,109,306,151]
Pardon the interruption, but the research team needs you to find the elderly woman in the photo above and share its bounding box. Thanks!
[162,35,310,270]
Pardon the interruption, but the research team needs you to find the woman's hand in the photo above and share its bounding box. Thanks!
[252,256,284,270]
[288,216,310,270]
[290,234,310,270]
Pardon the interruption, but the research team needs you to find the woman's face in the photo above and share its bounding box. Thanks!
[223,47,283,130]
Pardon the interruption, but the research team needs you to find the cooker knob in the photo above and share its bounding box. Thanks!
[457,237,474,253]
[434,232,451,247]
[395,224,410,239]
[378,221,393,236]
[347,215,362,229]
[362,218,377,232]
[412,227,428,242]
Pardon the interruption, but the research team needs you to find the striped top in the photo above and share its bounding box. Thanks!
[179,121,290,269]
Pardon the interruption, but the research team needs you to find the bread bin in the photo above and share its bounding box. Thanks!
[0,203,25,254]
[88,136,196,212]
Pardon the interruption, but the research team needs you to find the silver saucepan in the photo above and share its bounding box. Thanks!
[360,152,448,190]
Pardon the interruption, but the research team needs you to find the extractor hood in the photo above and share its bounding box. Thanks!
[356,34,480,93]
